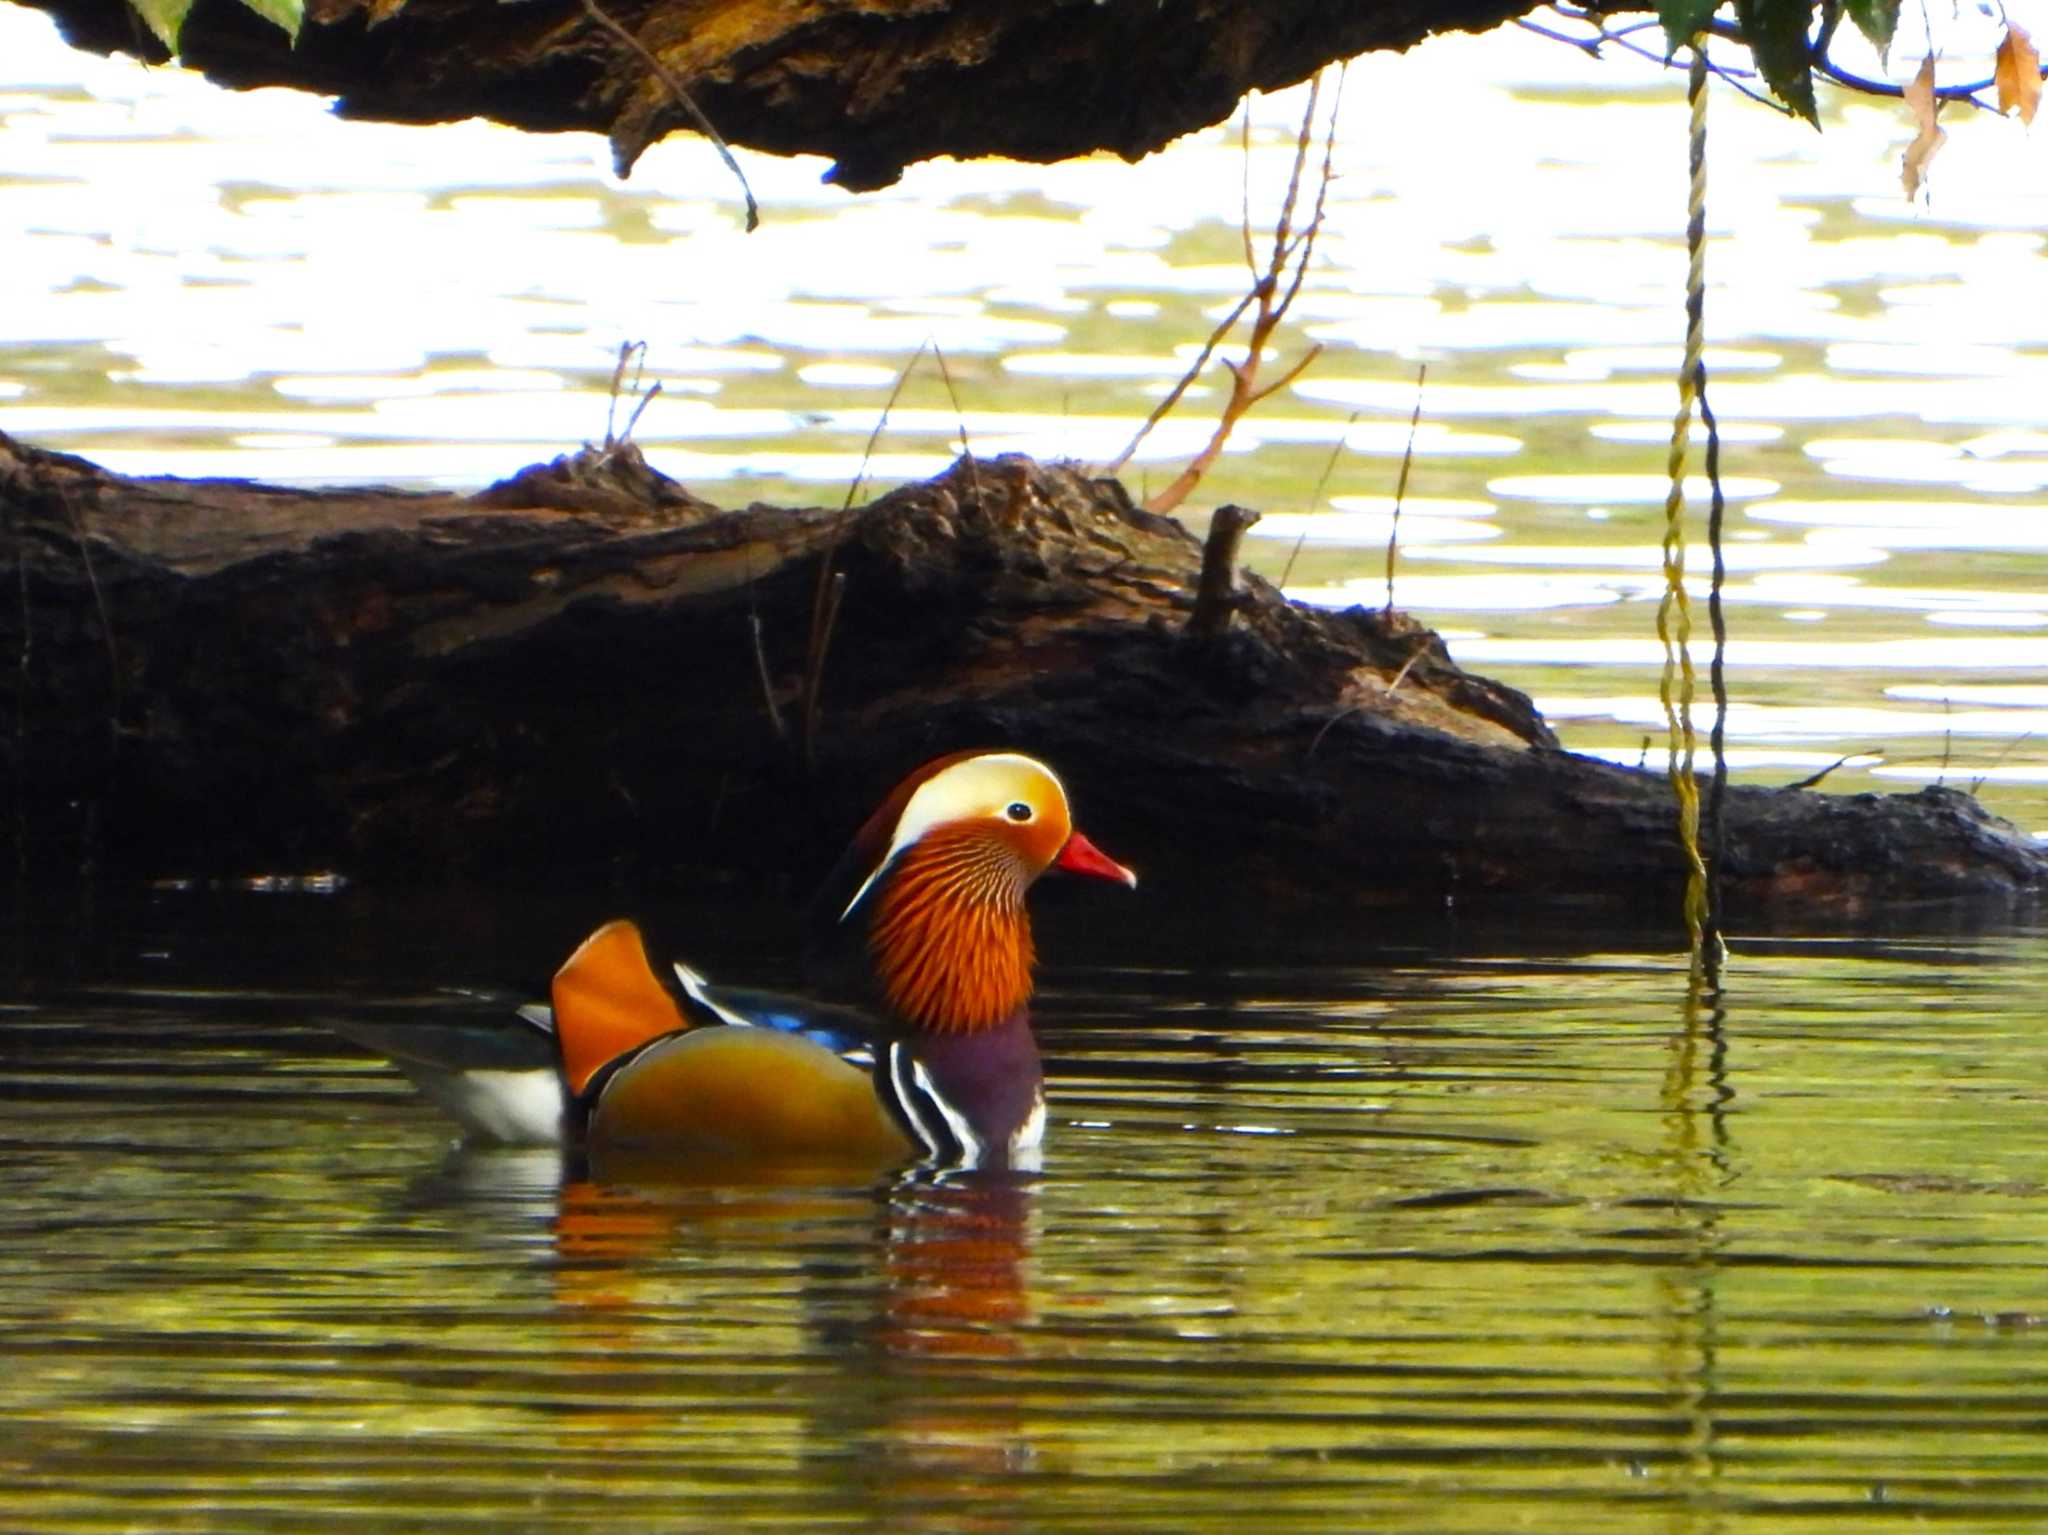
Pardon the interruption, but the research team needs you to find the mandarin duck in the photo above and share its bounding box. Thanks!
[351,750,1135,1171]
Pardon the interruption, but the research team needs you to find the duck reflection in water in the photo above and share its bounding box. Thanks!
[547,1160,1044,1521]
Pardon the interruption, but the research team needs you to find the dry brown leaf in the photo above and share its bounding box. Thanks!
[1902,55,1947,201]
[1996,22,2042,125]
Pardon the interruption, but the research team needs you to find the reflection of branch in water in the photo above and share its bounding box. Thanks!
[1654,992,1735,1514]
[1665,993,1735,1179]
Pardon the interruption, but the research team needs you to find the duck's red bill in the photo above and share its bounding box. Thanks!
[1054,830,1138,888]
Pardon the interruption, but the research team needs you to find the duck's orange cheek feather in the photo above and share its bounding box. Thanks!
[588,1028,917,1166]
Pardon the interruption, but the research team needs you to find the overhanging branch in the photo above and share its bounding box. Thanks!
[21,0,1545,191]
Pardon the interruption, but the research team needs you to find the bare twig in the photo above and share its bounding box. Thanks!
[1782,751,1878,791]
[1271,77,1342,322]
[749,611,786,742]
[801,573,845,772]
[1135,65,1346,516]
[601,340,663,452]
[1188,505,1261,640]
[800,347,926,770]
[1279,409,1361,591]
[10,491,28,883]
[1102,286,1261,477]
[1530,3,2041,113]
[1985,729,2035,771]
[1276,539,1310,596]
[1239,105,1258,279]
[622,381,663,442]
[1515,15,1605,55]
[1970,730,2037,796]
[1385,640,1429,695]
[605,340,640,445]
[1306,703,1364,761]
[1385,362,1427,613]
[58,485,119,715]
[841,345,926,518]
[580,0,761,231]
[604,345,627,443]
[1304,637,1431,759]
[932,341,983,511]
[1526,9,1792,114]
[1244,344,1325,409]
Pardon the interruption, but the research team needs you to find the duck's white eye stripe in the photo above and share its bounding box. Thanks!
[840,752,1067,921]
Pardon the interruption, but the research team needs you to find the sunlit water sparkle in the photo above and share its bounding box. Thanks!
[8,6,2048,828]
[9,5,2048,830]
[10,12,2048,1522]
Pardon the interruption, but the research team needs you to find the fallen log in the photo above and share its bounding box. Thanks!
[22,0,1541,191]
[3,428,2042,919]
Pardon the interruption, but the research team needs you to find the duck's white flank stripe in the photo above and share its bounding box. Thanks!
[910,1057,985,1166]
[886,1044,946,1159]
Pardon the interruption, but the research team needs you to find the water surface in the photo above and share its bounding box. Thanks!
[6,22,2048,1527]
[3,889,2046,1531]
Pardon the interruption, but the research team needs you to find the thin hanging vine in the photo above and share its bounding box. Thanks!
[1658,42,1728,996]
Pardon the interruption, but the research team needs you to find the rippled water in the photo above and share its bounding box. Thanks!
[7,19,2048,1526]
[5,888,2048,1531]
[6,7,2048,828]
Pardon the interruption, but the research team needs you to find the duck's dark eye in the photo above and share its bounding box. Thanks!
[1005,801,1033,822]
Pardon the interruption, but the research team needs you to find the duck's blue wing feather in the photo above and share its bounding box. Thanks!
[671,963,881,1065]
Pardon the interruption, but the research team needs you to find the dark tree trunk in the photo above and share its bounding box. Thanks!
[21,0,1541,190]
[3,430,2042,919]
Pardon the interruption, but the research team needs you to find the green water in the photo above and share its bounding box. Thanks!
[7,6,2048,1528]
[4,891,2047,1531]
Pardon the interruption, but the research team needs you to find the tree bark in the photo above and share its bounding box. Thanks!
[22,0,1541,191]
[4,429,2042,919]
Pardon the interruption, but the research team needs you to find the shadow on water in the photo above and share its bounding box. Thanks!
[3,869,2040,992]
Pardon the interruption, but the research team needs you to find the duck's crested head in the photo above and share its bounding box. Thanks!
[839,750,1134,922]
[831,749,1135,1033]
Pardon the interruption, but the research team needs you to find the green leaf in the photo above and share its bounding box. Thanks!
[1735,0,1820,123]
[1658,0,1724,54]
[128,0,193,51]
[127,0,298,53]
[233,0,303,40]
[1843,0,1899,59]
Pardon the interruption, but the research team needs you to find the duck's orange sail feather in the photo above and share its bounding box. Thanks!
[551,919,691,1097]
